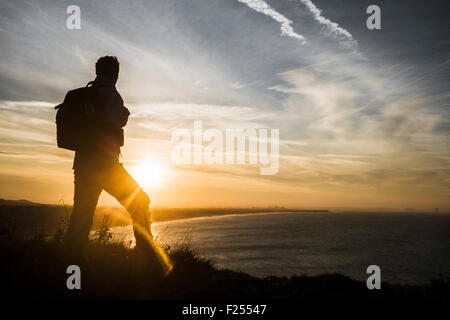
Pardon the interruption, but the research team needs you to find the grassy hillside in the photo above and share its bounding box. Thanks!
[1,201,448,300]
[1,236,449,300]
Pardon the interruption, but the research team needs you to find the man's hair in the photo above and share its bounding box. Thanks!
[95,56,119,80]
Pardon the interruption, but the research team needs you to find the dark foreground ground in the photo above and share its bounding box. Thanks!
[1,237,449,301]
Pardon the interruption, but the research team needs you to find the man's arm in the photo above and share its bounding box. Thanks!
[107,104,130,128]
[98,87,130,128]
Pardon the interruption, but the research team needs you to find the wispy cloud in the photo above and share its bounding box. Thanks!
[237,0,307,43]
[299,0,357,49]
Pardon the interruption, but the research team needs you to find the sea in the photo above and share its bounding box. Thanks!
[107,211,450,284]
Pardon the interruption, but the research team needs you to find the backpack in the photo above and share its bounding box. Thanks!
[55,82,97,151]
[55,82,126,152]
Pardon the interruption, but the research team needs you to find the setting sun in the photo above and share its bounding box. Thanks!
[128,160,165,189]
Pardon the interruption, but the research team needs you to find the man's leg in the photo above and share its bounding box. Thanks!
[66,168,103,255]
[103,163,152,251]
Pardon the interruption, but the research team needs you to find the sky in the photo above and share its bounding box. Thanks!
[0,0,449,211]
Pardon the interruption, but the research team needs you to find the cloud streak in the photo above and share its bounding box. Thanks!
[237,0,307,43]
[299,0,357,49]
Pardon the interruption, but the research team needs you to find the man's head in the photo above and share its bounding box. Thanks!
[95,56,119,82]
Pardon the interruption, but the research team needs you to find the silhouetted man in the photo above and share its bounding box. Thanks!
[64,56,152,256]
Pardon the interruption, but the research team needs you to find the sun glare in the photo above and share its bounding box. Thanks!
[128,160,164,188]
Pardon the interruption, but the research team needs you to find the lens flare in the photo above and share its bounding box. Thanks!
[112,194,173,274]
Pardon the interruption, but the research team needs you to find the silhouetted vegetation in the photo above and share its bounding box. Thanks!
[93,215,113,244]
[1,235,449,300]
[1,201,448,300]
